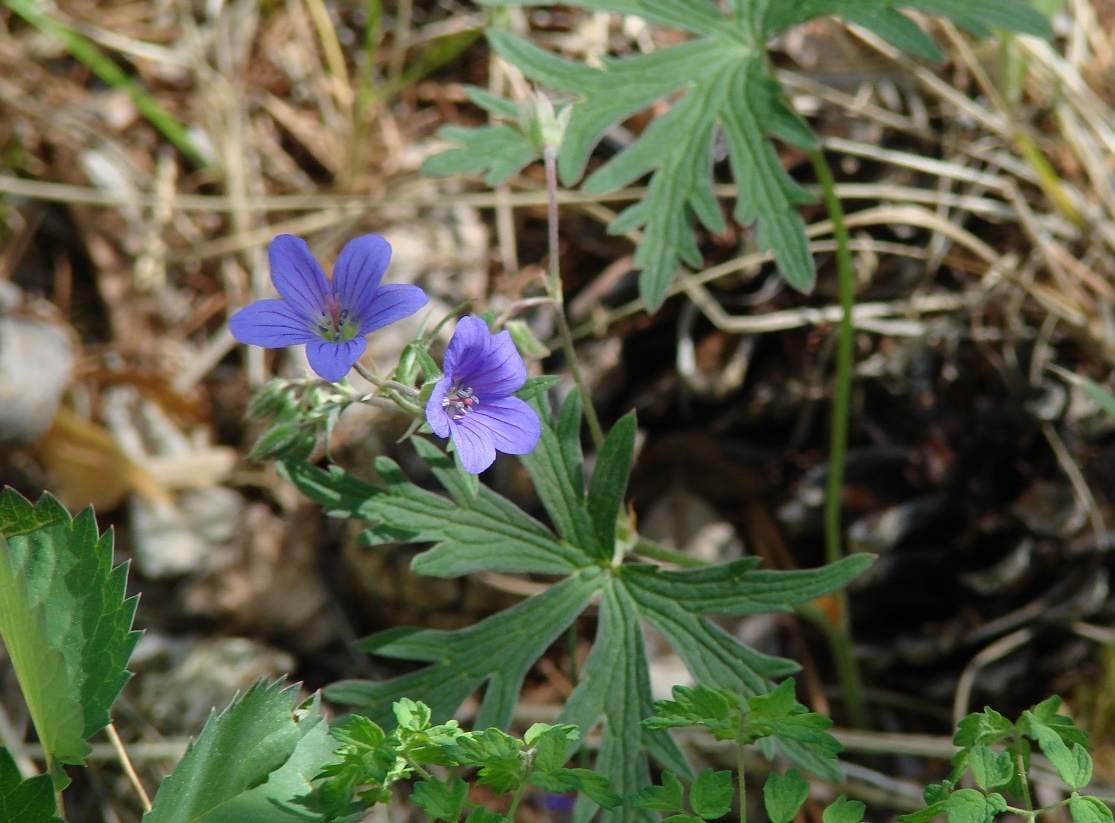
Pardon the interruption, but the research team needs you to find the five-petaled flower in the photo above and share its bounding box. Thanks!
[426,315,541,474]
[229,234,428,383]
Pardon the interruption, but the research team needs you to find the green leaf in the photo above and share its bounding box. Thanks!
[689,769,733,820]
[954,707,1017,750]
[327,571,602,729]
[143,682,334,823]
[0,491,140,781]
[0,748,63,823]
[746,679,842,759]
[526,724,578,773]
[942,788,1002,823]
[449,729,525,794]
[421,123,540,185]
[1070,794,1115,823]
[471,0,1049,310]
[464,808,505,823]
[643,684,739,738]
[558,580,681,817]
[632,771,685,812]
[624,553,874,614]
[967,746,1014,790]
[1061,747,1095,790]
[823,795,866,823]
[541,768,623,809]
[412,777,470,821]
[515,374,561,401]
[521,394,600,556]
[279,448,585,576]
[764,769,810,823]
[587,413,637,559]
[899,800,948,823]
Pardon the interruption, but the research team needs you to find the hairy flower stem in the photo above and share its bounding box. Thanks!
[506,779,529,822]
[543,146,606,451]
[737,711,748,823]
[808,148,870,730]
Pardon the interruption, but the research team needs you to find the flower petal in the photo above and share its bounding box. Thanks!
[465,329,527,397]
[269,235,330,317]
[305,337,367,382]
[358,284,428,335]
[472,396,541,455]
[229,299,316,347]
[333,234,392,317]
[450,416,497,474]
[442,315,493,379]
[425,377,452,438]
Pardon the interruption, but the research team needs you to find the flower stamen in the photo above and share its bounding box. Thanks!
[443,382,479,420]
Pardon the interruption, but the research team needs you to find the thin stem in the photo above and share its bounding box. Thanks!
[353,362,419,397]
[505,777,529,821]
[106,722,152,812]
[808,148,870,731]
[737,710,748,823]
[543,146,606,451]
[1013,739,1034,815]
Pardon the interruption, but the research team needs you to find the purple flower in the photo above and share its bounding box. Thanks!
[426,316,541,474]
[229,234,428,382]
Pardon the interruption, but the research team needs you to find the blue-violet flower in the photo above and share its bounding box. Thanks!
[230,234,428,382]
[426,315,541,474]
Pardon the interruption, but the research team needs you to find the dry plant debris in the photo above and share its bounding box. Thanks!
[2,0,1115,818]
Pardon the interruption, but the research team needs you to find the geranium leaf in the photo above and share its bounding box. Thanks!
[326,571,603,730]
[442,0,1053,310]
[278,448,586,576]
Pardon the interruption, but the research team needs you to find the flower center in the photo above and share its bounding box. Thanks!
[443,381,480,420]
[316,294,359,343]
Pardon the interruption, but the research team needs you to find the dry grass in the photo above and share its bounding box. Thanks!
[3,0,1115,818]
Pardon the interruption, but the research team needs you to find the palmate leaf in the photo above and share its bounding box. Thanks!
[283,402,873,821]
[143,683,337,823]
[465,0,1050,310]
[0,490,140,785]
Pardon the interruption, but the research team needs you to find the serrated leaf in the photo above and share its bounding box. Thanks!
[412,777,470,821]
[967,746,1014,790]
[465,808,505,823]
[449,729,525,794]
[528,724,578,773]
[942,788,1000,823]
[824,794,866,823]
[143,682,333,823]
[421,124,539,186]
[764,769,810,823]
[899,800,948,823]
[530,768,623,809]
[0,748,63,823]
[1070,794,1115,823]
[643,684,738,737]
[689,769,733,819]
[0,491,140,779]
[632,771,685,812]
[279,447,585,576]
